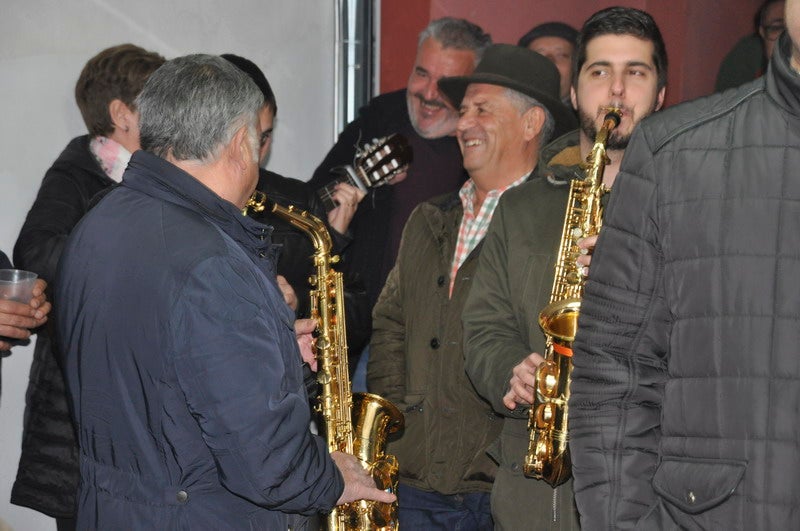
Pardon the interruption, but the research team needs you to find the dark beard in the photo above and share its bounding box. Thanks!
[578,109,631,150]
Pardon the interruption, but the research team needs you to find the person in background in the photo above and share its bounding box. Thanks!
[715,0,785,91]
[463,7,667,529]
[0,250,50,401]
[518,21,579,104]
[570,0,800,528]
[369,44,575,529]
[308,17,491,365]
[56,53,393,530]
[221,53,370,361]
[11,44,165,531]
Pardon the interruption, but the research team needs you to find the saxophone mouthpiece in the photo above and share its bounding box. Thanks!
[603,108,622,128]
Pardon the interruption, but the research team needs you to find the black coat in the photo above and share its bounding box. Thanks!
[57,150,343,529]
[570,34,800,530]
[11,135,113,518]
[308,89,466,337]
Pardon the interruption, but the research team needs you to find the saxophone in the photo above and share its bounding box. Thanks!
[523,109,621,487]
[245,192,404,530]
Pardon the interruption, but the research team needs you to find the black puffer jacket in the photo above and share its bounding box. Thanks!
[570,34,800,530]
[12,135,113,518]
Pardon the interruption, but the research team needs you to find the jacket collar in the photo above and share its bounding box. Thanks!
[537,129,583,186]
[767,33,800,117]
[121,151,276,260]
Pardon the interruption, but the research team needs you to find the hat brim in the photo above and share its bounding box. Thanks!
[439,73,577,138]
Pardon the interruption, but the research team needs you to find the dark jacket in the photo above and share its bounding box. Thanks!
[253,169,370,366]
[308,89,466,341]
[57,150,343,530]
[369,192,502,496]
[11,135,112,518]
[462,134,582,530]
[570,34,800,530]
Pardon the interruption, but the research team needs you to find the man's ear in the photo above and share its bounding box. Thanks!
[108,99,134,132]
[522,106,546,142]
[226,125,252,172]
[570,85,578,112]
[654,86,666,112]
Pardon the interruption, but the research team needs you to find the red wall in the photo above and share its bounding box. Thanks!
[380,0,763,108]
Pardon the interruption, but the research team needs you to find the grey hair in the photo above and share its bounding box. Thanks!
[503,88,555,145]
[417,17,492,65]
[137,54,263,163]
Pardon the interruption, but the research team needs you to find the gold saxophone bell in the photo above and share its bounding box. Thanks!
[523,108,621,487]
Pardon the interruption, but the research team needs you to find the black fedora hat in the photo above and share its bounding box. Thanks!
[439,43,577,137]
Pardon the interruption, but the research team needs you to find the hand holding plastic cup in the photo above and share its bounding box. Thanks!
[0,269,39,303]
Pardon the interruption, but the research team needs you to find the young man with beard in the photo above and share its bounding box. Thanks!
[308,18,491,357]
[570,0,800,528]
[462,7,667,530]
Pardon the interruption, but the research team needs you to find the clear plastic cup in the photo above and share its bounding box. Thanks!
[0,269,38,303]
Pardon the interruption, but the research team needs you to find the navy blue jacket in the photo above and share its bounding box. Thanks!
[57,151,343,529]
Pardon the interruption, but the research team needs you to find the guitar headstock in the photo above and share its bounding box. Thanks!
[317,133,414,212]
[353,133,413,189]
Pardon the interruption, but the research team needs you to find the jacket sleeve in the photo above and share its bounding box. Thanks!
[463,199,533,418]
[367,218,410,410]
[367,259,406,405]
[569,126,671,529]
[14,168,91,285]
[172,255,343,514]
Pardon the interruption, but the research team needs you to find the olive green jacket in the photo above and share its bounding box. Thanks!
[368,191,503,495]
[463,130,582,529]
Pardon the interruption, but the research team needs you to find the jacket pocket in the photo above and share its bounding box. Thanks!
[652,456,746,514]
[388,393,426,481]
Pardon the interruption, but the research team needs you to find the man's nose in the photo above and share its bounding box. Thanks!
[422,77,439,102]
[457,110,474,132]
[610,74,625,97]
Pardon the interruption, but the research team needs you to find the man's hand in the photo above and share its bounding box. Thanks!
[0,279,51,350]
[576,234,598,277]
[327,183,366,235]
[503,351,545,410]
[295,318,317,371]
[331,451,396,506]
[276,275,298,311]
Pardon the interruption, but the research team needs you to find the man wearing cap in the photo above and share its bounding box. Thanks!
[368,44,575,529]
[463,7,667,530]
[518,21,579,104]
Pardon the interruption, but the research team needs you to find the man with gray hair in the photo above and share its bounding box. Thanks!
[309,17,491,363]
[368,44,574,529]
[56,54,393,530]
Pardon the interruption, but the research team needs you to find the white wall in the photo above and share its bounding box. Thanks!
[0,1,335,529]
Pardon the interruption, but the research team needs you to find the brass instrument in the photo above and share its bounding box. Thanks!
[523,109,621,487]
[244,191,404,530]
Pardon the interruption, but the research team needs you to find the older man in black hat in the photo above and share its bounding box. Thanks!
[366,44,575,530]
